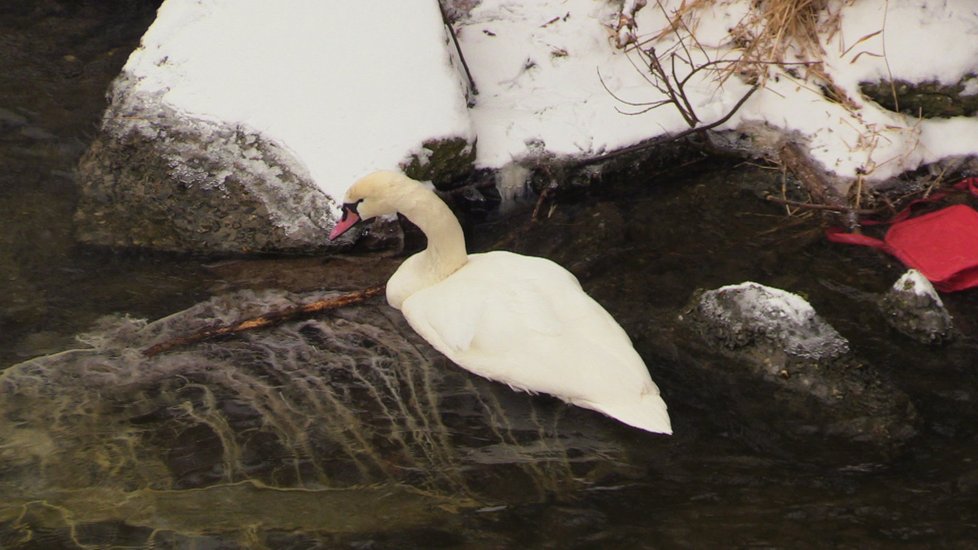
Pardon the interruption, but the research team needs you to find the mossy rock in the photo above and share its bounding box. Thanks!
[860,75,978,118]
[399,136,476,190]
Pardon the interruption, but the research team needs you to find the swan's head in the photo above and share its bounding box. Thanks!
[328,170,418,240]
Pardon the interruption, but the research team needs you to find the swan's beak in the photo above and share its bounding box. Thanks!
[328,203,362,240]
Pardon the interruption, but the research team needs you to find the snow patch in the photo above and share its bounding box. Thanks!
[893,269,943,304]
[961,77,978,97]
[457,0,978,181]
[718,282,817,328]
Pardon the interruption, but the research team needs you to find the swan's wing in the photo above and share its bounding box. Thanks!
[403,282,489,354]
[400,251,671,433]
[401,254,565,356]
[400,252,648,390]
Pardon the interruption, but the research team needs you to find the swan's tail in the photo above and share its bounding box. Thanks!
[582,391,672,435]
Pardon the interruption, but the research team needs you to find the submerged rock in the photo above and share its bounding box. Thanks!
[679,282,918,460]
[878,270,956,345]
[0,289,636,543]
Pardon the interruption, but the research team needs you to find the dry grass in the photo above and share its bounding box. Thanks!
[734,0,835,65]
[644,0,854,90]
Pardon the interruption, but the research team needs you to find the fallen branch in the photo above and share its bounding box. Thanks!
[437,0,478,102]
[143,284,386,357]
[775,141,873,229]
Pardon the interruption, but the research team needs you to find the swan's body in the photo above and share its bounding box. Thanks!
[329,171,671,434]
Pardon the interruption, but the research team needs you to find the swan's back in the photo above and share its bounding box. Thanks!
[398,250,671,434]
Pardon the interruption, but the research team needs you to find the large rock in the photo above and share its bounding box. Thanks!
[76,0,475,254]
[690,282,850,361]
[0,288,631,544]
[75,78,339,254]
[678,282,918,460]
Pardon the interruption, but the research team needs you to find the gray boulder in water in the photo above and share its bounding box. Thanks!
[878,270,956,345]
[678,282,918,460]
[74,74,343,255]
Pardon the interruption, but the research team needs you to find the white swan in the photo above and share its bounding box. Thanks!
[328,170,671,434]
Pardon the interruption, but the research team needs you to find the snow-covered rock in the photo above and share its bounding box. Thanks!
[879,270,956,344]
[680,281,918,457]
[76,0,474,254]
[76,0,978,253]
[690,282,849,362]
[457,0,978,183]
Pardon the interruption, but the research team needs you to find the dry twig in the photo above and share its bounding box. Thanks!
[764,194,880,215]
[531,181,558,222]
[596,0,759,159]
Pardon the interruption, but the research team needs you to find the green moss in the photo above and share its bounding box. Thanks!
[399,136,476,190]
[860,75,978,118]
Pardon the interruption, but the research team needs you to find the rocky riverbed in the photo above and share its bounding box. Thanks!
[3,2,978,548]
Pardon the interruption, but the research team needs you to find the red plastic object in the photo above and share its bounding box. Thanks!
[826,178,978,292]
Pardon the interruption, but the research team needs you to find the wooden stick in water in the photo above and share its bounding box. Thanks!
[142,284,386,357]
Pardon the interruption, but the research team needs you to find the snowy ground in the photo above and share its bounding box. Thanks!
[459,0,978,182]
[120,0,978,201]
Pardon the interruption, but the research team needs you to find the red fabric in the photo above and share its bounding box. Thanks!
[826,178,978,292]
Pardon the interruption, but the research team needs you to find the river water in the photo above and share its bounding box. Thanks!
[2,2,978,548]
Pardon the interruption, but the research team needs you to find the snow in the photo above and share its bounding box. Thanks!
[962,77,978,97]
[719,282,817,327]
[831,1,978,86]
[121,0,978,201]
[893,269,943,303]
[457,1,694,167]
[457,0,978,181]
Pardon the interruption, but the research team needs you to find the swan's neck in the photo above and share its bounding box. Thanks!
[399,187,468,280]
[385,186,469,310]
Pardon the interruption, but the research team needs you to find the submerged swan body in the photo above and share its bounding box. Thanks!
[329,171,671,434]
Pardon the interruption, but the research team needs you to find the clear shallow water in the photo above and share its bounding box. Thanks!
[3,3,978,548]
